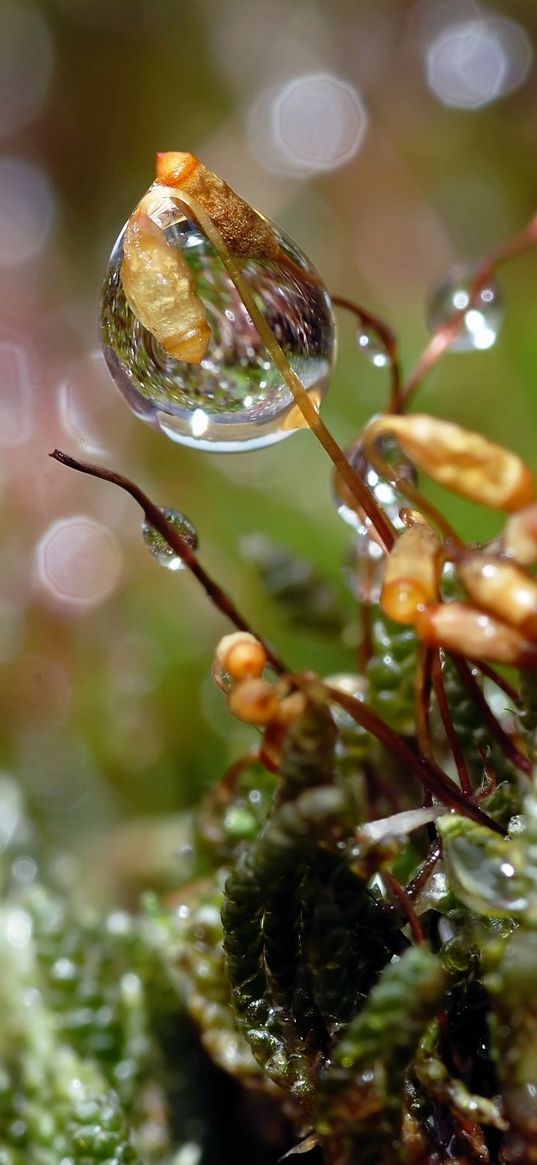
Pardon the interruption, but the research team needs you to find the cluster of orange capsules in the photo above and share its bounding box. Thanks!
[48,151,537,1165]
[365,411,537,667]
[55,152,537,820]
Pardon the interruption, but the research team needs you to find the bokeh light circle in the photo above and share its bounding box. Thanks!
[0,156,55,267]
[249,72,368,176]
[0,330,37,446]
[426,16,532,109]
[36,516,122,610]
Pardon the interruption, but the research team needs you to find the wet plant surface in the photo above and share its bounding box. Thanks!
[3,154,537,1165]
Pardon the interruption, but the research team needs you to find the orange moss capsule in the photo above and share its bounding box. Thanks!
[458,554,537,642]
[227,678,279,725]
[155,151,280,260]
[503,504,537,565]
[215,632,267,682]
[121,212,210,363]
[415,601,537,667]
[380,524,441,624]
[365,415,537,512]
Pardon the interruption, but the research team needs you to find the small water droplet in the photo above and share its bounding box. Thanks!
[426,266,502,352]
[142,506,198,571]
[356,326,389,367]
[333,440,416,536]
[333,440,417,601]
[101,187,335,451]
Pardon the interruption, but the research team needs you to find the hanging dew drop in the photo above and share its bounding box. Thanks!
[142,507,198,571]
[101,185,335,452]
[356,326,389,367]
[426,266,503,353]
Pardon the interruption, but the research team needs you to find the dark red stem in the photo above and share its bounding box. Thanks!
[49,449,287,674]
[432,653,473,796]
[322,683,505,834]
[451,654,532,776]
[384,871,426,944]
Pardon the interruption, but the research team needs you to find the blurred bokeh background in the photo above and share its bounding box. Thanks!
[2,0,537,875]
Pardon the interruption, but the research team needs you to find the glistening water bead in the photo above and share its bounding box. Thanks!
[426,266,503,352]
[356,326,389,368]
[101,187,335,452]
[142,507,198,571]
[333,441,417,603]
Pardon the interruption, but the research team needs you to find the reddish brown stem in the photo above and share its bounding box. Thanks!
[406,841,442,901]
[415,646,434,808]
[50,449,287,675]
[473,660,520,707]
[450,654,532,776]
[432,653,473,796]
[384,871,426,944]
[321,682,505,834]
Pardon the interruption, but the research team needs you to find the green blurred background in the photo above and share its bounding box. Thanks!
[1,0,537,874]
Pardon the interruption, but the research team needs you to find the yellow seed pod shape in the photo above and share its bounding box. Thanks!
[121,212,211,364]
[381,523,441,624]
[215,632,267,682]
[155,151,280,260]
[503,504,537,565]
[366,415,536,512]
[458,554,537,643]
[415,601,537,668]
[227,678,279,725]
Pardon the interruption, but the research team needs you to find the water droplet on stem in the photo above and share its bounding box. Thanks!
[426,267,502,352]
[142,507,198,571]
[356,326,389,367]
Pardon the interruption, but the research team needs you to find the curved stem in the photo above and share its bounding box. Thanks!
[169,190,396,553]
[49,449,288,674]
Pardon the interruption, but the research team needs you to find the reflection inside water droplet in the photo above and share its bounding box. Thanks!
[101,186,335,452]
[426,267,502,352]
[142,507,198,571]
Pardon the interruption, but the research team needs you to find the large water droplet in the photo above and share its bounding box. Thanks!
[142,507,198,571]
[426,266,502,352]
[101,187,335,452]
